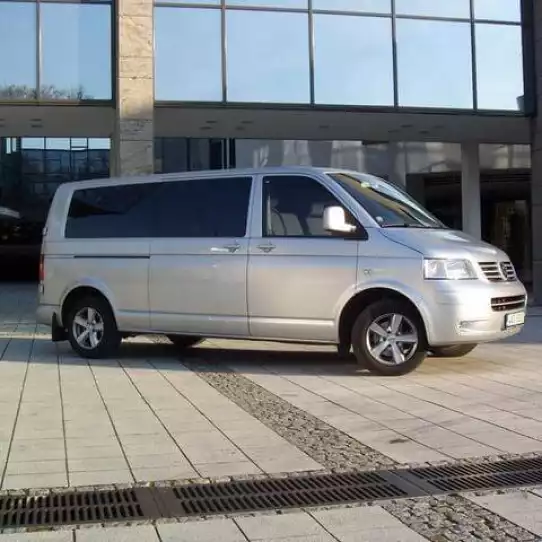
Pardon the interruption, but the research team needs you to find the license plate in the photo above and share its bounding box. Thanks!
[506,311,525,327]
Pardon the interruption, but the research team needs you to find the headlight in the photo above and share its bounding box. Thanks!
[424,259,477,280]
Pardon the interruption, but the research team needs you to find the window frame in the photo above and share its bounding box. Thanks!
[260,173,366,240]
[65,175,255,240]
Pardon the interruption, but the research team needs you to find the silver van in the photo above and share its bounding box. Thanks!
[37,167,526,376]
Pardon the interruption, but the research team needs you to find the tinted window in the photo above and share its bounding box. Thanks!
[153,177,252,238]
[263,175,347,237]
[66,183,158,238]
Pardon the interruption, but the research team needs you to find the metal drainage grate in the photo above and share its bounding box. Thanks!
[157,470,424,517]
[5,456,542,529]
[0,488,160,528]
[405,457,542,493]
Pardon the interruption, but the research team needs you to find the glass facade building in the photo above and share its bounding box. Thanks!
[1,0,542,299]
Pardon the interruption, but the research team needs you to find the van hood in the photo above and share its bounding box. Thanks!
[380,228,509,261]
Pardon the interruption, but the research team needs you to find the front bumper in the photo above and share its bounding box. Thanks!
[424,280,527,347]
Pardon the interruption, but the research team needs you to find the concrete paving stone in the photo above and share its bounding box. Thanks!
[195,460,262,477]
[336,527,428,542]
[236,512,325,540]
[127,453,192,469]
[5,459,66,475]
[2,472,68,490]
[363,440,448,463]
[184,446,247,465]
[68,457,129,472]
[120,440,180,457]
[158,518,245,542]
[469,491,542,536]
[77,525,159,542]
[472,431,542,453]
[13,428,64,440]
[174,431,235,450]
[112,424,164,437]
[66,436,120,448]
[0,531,73,541]
[67,445,123,460]
[9,440,65,462]
[312,505,403,533]
[69,469,133,487]
[133,465,198,482]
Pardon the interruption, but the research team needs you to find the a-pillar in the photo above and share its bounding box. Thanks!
[461,142,481,239]
[111,0,154,176]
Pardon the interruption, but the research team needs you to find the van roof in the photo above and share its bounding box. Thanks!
[57,166,371,191]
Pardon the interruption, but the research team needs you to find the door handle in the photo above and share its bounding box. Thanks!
[257,243,276,253]
[211,243,240,254]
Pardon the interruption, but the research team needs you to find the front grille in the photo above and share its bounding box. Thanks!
[491,295,526,312]
[479,261,516,282]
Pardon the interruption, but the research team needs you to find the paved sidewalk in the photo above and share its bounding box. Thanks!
[0,284,542,541]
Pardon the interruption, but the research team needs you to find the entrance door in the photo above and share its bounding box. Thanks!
[149,175,253,336]
[248,174,359,343]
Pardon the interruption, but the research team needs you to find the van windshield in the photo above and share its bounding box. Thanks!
[329,172,446,229]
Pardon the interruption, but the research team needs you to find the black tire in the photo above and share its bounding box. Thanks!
[166,335,203,349]
[352,299,427,376]
[431,344,477,358]
[66,296,121,359]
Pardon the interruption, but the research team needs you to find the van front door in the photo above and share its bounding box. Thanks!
[248,174,360,343]
[149,176,253,336]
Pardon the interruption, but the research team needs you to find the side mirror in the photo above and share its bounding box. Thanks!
[323,206,357,234]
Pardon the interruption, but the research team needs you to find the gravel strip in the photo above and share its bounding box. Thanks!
[184,358,396,471]
[382,494,537,542]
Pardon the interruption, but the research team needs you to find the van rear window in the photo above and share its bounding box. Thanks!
[65,184,158,238]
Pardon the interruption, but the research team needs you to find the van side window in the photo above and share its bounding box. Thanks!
[263,175,347,237]
[152,177,252,238]
[65,184,158,238]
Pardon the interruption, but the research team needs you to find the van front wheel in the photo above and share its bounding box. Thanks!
[66,296,121,359]
[352,300,427,376]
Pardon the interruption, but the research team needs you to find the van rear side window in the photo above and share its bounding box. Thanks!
[65,184,158,238]
[65,176,253,239]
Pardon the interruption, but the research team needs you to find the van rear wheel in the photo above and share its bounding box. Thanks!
[431,344,477,358]
[166,335,203,349]
[66,296,121,359]
[352,300,427,376]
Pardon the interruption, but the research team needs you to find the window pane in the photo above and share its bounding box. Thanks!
[226,11,310,103]
[0,3,36,99]
[155,8,222,101]
[227,0,307,7]
[263,176,342,237]
[313,0,390,13]
[41,3,111,100]
[396,0,470,18]
[397,19,473,108]
[66,184,158,239]
[314,15,393,106]
[153,178,252,238]
[476,23,524,110]
[474,0,521,22]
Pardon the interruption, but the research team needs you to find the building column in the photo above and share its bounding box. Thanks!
[111,0,154,176]
[531,0,542,303]
[461,142,481,238]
